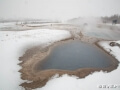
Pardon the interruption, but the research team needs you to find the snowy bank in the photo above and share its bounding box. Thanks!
[0,29,71,90]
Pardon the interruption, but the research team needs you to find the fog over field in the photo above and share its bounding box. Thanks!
[0,0,120,21]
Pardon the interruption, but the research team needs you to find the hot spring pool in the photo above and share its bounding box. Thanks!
[37,40,112,70]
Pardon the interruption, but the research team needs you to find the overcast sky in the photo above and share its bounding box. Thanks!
[0,0,120,20]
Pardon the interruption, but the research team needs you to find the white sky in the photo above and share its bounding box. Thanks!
[0,0,120,20]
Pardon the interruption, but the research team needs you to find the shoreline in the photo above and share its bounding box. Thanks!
[19,36,119,89]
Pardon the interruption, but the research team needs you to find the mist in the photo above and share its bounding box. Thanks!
[0,0,120,21]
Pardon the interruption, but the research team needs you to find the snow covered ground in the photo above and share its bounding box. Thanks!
[0,22,32,31]
[0,29,71,90]
[26,23,61,27]
[36,41,120,90]
[0,22,120,90]
[0,22,16,29]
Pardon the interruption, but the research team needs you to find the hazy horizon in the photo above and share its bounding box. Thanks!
[0,0,120,21]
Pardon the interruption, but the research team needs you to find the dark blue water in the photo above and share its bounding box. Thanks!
[38,40,112,70]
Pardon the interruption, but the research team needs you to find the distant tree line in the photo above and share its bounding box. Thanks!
[101,14,120,24]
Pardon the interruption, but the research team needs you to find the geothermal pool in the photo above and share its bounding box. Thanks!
[37,40,113,70]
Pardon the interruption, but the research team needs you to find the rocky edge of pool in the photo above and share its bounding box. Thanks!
[19,36,119,89]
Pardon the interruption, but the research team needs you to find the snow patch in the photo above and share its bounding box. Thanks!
[0,29,71,90]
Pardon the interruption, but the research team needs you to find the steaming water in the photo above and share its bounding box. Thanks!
[84,30,120,40]
[38,40,112,70]
[83,24,120,40]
